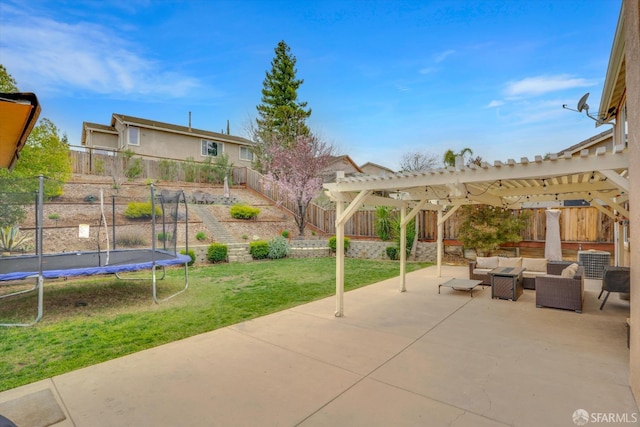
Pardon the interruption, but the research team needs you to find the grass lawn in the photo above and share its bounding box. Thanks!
[0,257,431,392]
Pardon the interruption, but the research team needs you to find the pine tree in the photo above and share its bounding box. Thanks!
[255,41,311,147]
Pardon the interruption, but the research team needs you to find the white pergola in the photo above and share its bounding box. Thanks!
[323,146,629,317]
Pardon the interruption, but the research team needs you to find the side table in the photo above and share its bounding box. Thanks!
[489,267,524,301]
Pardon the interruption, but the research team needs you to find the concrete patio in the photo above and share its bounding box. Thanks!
[0,265,637,426]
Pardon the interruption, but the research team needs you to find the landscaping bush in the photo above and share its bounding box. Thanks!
[268,236,290,259]
[180,249,196,266]
[249,240,269,259]
[124,201,162,219]
[157,232,172,242]
[328,236,350,253]
[195,231,207,241]
[280,230,290,238]
[375,206,393,241]
[230,204,260,220]
[115,232,146,247]
[207,243,228,263]
[386,246,399,260]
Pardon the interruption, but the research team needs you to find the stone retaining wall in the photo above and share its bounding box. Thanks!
[181,240,438,264]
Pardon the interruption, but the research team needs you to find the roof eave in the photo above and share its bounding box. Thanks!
[598,4,626,124]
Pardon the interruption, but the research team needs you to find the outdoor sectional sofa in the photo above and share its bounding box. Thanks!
[468,256,550,290]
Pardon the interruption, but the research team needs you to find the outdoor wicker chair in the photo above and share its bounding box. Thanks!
[535,265,584,313]
[598,266,630,310]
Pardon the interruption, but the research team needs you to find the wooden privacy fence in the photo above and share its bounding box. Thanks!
[243,167,614,243]
[69,149,248,185]
[70,149,614,243]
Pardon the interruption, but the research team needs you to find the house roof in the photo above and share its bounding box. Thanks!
[0,92,41,170]
[556,128,614,156]
[111,114,254,146]
[360,161,395,174]
[326,155,363,173]
[82,113,254,147]
[598,5,626,123]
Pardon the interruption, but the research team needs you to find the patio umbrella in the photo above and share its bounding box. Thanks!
[223,175,230,199]
[544,209,562,261]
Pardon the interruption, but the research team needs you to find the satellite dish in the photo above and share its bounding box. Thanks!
[577,92,590,112]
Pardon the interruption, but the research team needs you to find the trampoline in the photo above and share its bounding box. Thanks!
[0,176,190,327]
[0,250,190,281]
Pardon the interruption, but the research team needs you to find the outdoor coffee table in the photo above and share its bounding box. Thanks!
[489,267,525,301]
[438,278,484,297]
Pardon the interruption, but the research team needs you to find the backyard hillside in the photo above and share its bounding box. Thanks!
[17,174,328,254]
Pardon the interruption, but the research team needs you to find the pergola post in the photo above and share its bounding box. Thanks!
[437,206,443,277]
[399,205,406,292]
[335,198,345,317]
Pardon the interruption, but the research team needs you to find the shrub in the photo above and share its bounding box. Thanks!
[375,206,393,241]
[159,159,178,181]
[242,234,249,240]
[124,201,162,219]
[0,226,31,252]
[48,213,60,220]
[207,243,228,263]
[249,240,269,259]
[115,232,146,247]
[180,249,196,266]
[195,231,207,241]
[386,246,399,260]
[268,236,290,259]
[328,236,350,253]
[230,204,260,220]
[281,230,290,238]
[157,232,172,242]
[182,157,199,182]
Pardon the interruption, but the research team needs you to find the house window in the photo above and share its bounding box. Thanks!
[127,126,140,146]
[240,146,254,161]
[201,139,222,157]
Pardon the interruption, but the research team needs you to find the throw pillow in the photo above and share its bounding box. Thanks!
[561,263,579,278]
[522,258,547,272]
[476,256,499,269]
[498,257,522,268]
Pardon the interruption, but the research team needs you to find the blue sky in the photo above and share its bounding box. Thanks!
[0,0,621,170]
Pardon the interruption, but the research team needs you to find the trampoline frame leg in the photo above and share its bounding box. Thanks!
[0,275,44,327]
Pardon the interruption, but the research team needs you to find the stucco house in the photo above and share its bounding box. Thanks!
[556,128,614,157]
[598,0,639,406]
[81,114,255,167]
[322,155,363,182]
[359,161,395,176]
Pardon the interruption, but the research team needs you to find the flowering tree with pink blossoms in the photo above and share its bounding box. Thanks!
[262,135,334,236]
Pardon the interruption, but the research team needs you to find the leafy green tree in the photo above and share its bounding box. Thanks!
[458,205,531,255]
[443,147,473,167]
[0,119,71,197]
[0,64,18,92]
[253,41,311,171]
[0,66,71,197]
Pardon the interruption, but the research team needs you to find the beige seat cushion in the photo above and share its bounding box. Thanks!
[522,257,547,272]
[522,270,547,279]
[473,268,493,276]
[498,257,522,268]
[476,256,499,269]
[561,263,579,278]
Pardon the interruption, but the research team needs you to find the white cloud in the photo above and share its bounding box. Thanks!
[0,5,199,97]
[486,100,505,108]
[504,74,596,97]
[434,49,455,63]
[419,67,436,75]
